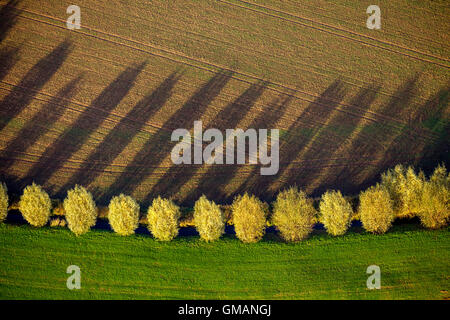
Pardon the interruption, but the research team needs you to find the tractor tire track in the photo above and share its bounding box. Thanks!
[0,68,439,152]
[0,81,164,136]
[220,0,450,66]
[264,0,450,51]
[16,8,442,137]
[6,9,443,148]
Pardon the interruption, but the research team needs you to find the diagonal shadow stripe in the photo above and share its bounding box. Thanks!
[331,75,421,192]
[0,40,72,132]
[0,45,20,82]
[99,70,233,204]
[376,84,449,177]
[0,0,21,44]
[23,62,145,188]
[306,84,381,195]
[175,80,269,204]
[227,92,295,202]
[0,75,82,171]
[270,79,346,193]
[416,86,449,171]
[59,70,182,191]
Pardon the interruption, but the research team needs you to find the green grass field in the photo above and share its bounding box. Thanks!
[1,222,448,299]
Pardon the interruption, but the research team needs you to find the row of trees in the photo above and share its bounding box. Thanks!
[0,164,448,242]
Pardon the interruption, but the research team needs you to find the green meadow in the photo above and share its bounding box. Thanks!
[0,222,448,299]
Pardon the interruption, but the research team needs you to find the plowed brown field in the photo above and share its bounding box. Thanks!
[0,0,448,206]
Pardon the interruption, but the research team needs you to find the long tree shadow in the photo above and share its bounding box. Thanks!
[415,86,449,173]
[297,84,381,195]
[153,80,268,205]
[59,70,182,192]
[225,92,295,203]
[98,70,233,205]
[374,84,449,177]
[23,62,145,190]
[0,76,82,182]
[0,45,20,82]
[0,0,21,44]
[0,40,72,132]
[279,83,349,193]
[268,80,346,195]
[329,74,422,193]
